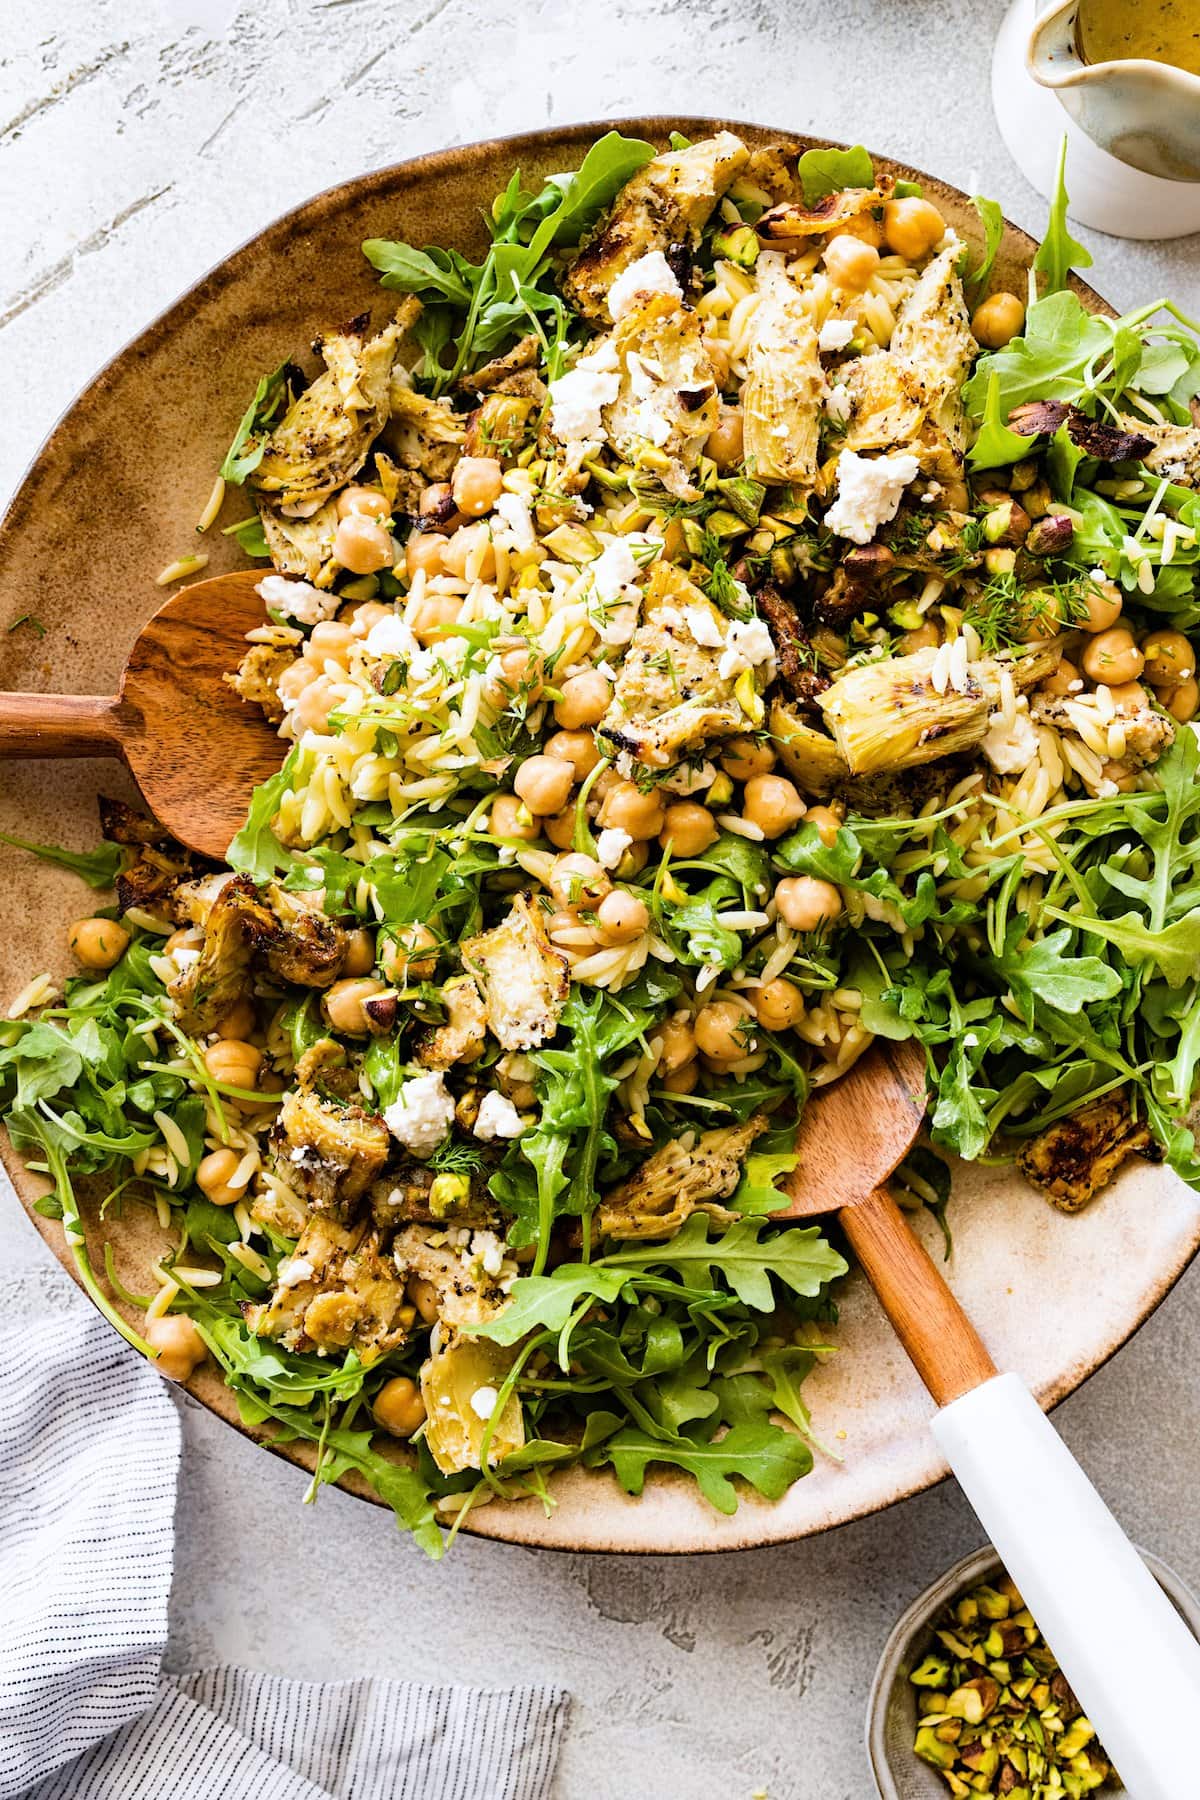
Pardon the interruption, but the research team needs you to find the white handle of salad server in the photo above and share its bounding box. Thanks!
[932,1372,1200,1800]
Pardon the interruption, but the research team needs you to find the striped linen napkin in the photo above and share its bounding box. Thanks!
[0,1275,568,1800]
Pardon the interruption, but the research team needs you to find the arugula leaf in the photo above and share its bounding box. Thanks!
[964,194,1005,301]
[1032,138,1092,297]
[969,370,1040,470]
[997,928,1123,1018]
[539,130,655,247]
[591,1418,812,1513]
[731,1147,800,1215]
[1048,907,1200,990]
[220,362,291,485]
[797,145,875,207]
[226,747,300,881]
[361,241,474,304]
[0,833,126,890]
[963,291,1112,421]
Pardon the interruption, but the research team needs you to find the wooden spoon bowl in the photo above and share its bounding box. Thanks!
[0,572,283,859]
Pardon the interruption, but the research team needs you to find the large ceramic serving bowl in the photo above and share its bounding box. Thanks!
[3,118,1198,1552]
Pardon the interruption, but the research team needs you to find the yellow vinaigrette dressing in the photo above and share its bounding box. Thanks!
[1077,0,1200,77]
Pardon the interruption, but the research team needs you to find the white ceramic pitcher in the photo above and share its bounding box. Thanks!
[1028,0,1200,181]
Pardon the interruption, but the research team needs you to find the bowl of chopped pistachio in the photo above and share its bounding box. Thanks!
[867,1543,1200,1798]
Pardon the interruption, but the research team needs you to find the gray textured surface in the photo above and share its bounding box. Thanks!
[3,4,1199,1796]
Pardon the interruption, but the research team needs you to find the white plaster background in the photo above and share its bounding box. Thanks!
[2,4,1198,1795]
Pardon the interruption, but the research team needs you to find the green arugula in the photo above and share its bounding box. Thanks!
[0,833,128,889]
[797,145,875,207]
[220,362,292,485]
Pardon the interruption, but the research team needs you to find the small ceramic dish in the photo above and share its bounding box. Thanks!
[867,1542,1200,1798]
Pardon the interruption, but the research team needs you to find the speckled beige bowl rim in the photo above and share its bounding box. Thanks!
[3,116,1198,1555]
[866,1543,1200,1797]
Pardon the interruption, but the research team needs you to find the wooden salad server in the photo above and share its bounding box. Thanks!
[782,1035,1200,1798]
[0,572,282,861]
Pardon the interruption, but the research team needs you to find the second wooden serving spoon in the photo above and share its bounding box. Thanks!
[0,572,283,859]
[784,1035,1200,1800]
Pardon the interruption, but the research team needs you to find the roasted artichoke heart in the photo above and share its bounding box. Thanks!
[385,385,465,482]
[461,893,569,1052]
[742,261,825,489]
[257,500,340,587]
[245,1213,411,1361]
[1016,1092,1155,1212]
[252,310,406,510]
[420,1333,524,1475]
[270,1086,390,1217]
[415,975,488,1070]
[598,1113,769,1240]
[816,641,1060,777]
[563,131,749,323]
[605,293,720,498]
[598,563,753,768]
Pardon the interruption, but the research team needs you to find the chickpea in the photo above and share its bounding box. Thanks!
[882,196,947,260]
[341,927,376,978]
[164,927,201,959]
[68,917,130,970]
[215,996,257,1040]
[754,978,806,1031]
[196,1146,243,1207]
[596,890,649,945]
[703,331,732,388]
[775,876,842,933]
[662,1060,699,1095]
[899,621,941,654]
[276,659,316,708]
[1141,628,1195,690]
[1168,676,1199,723]
[489,792,540,842]
[203,1038,263,1089]
[451,455,504,518]
[407,1273,441,1324]
[347,600,391,636]
[292,674,342,736]
[441,522,496,581]
[405,532,447,580]
[1105,680,1149,714]
[743,773,806,840]
[410,592,462,645]
[720,735,776,781]
[1039,657,1082,699]
[1081,627,1144,686]
[1078,578,1123,634]
[803,804,843,848]
[499,644,544,699]
[544,810,579,851]
[544,728,601,781]
[145,1314,206,1383]
[336,484,390,521]
[970,291,1026,350]
[333,512,393,575]
[705,406,744,471]
[379,923,438,982]
[1100,759,1138,793]
[372,1374,427,1438]
[821,233,880,293]
[515,754,575,817]
[420,481,453,515]
[660,800,718,857]
[694,1000,755,1064]
[835,210,885,249]
[599,779,666,842]
[322,976,387,1037]
[554,669,611,729]
[657,1016,697,1074]
[550,853,611,909]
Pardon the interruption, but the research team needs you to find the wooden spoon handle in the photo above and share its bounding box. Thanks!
[0,692,126,760]
[841,1185,997,1408]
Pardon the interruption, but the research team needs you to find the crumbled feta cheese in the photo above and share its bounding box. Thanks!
[718,617,776,682]
[825,382,851,425]
[818,317,855,353]
[591,538,640,605]
[469,1384,500,1421]
[275,1256,314,1290]
[493,490,536,551]
[980,708,1039,775]
[824,449,921,545]
[661,759,716,795]
[473,1089,525,1142]
[256,574,339,626]
[468,1229,507,1278]
[383,1072,455,1157]
[607,250,683,321]
[548,349,621,442]
[364,614,419,660]
[629,402,671,447]
[683,606,725,648]
[596,826,633,869]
